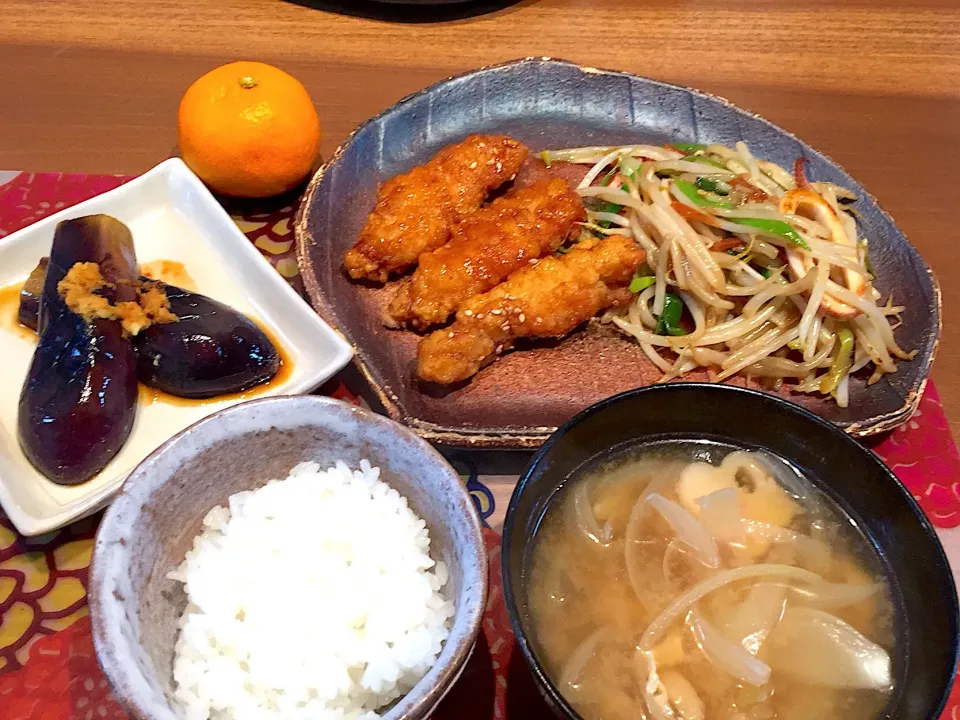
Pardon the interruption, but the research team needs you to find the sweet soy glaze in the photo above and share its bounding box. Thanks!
[136,322,292,407]
[139,259,198,290]
[0,260,292,405]
[527,443,896,720]
[0,283,34,340]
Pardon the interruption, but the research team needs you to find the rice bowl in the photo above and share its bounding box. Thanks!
[89,395,487,720]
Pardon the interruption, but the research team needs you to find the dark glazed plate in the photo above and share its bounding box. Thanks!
[501,383,959,720]
[295,57,940,448]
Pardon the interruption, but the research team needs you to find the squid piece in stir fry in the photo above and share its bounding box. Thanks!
[542,142,914,406]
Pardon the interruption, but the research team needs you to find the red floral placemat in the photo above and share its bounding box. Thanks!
[3,527,956,720]
[869,385,960,529]
[0,171,957,719]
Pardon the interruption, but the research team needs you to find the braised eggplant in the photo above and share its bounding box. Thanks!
[134,281,280,398]
[20,261,281,399]
[18,215,139,485]
[17,257,46,331]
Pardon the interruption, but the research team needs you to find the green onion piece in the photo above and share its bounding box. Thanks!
[695,176,731,195]
[540,150,552,168]
[674,143,707,152]
[592,199,622,229]
[629,275,657,293]
[620,155,642,178]
[860,239,874,277]
[675,179,734,209]
[681,154,729,170]
[695,177,721,193]
[729,217,810,250]
[600,165,620,187]
[819,328,855,394]
[755,266,772,279]
[656,293,687,336]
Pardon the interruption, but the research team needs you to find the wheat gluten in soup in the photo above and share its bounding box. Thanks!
[527,445,895,720]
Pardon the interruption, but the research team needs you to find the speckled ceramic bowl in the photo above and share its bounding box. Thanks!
[89,395,487,720]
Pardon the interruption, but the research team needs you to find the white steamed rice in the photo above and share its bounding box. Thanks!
[168,459,454,720]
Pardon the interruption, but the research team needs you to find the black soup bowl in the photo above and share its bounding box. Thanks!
[502,383,959,720]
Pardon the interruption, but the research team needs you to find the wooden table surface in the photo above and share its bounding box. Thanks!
[1,0,959,437]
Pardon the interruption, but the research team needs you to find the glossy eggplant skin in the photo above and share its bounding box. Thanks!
[20,260,281,400]
[134,282,280,398]
[18,215,139,486]
[18,257,46,331]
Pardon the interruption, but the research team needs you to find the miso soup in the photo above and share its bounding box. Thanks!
[526,445,895,720]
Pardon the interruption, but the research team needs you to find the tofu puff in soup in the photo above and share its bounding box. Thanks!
[526,445,895,720]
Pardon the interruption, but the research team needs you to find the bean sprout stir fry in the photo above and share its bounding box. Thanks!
[542,142,914,406]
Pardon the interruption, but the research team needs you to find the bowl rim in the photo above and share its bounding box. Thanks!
[501,381,960,720]
[88,393,488,720]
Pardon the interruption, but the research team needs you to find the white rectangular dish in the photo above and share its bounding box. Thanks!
[0,158,353,535]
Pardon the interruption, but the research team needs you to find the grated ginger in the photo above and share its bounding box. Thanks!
[57,262,177,336]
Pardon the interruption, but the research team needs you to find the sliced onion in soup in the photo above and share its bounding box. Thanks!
[648,494,720,568]
[570,482,614,546]
[689,609,772,686]
[560,628,607,688]
[719,582,787,655]
[659,670,706,720]
[637,651,680,720]
[662,539,685,586]
[756,578,883,609]
[625,472,679,541]
[743,520,833,570]
[644,689,677,720]
[640,564,823,650]
[638,649,706,720]
[788,580,883,608]
[662,540,718,587]
[764,607,892,689]
[696,488,744,543]
[625,478,703,610]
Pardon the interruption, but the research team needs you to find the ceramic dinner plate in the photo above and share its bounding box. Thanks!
[0,159,353,535]
[295,57,939,448]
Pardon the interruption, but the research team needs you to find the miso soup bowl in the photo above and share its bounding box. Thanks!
[502,383,959,720]
[89,395,487,720]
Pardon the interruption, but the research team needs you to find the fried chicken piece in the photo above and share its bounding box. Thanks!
[417,235,645,384]
[385,177,586,329]
[343,135,529,282]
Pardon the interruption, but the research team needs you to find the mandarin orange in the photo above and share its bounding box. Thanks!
[178,61,321,198]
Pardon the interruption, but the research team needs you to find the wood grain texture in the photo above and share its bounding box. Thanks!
[1,0,958,436]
